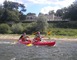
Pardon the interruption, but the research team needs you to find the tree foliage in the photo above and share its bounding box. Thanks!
[24,22,37,34]
[0,5,4,21]
[36,15,48,33]
[3,0,26,11]
[27,12,36,16]
[56,1,77,21]
[55,7,67,18]
[11,23,23,34]
[1,9,19,22]
[0,0,26,22]
[48,10,55,15]
[0,24,11,33]
[63,2,77,21]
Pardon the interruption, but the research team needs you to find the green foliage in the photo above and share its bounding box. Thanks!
[49,22,77,29]
[56,1,77,21]
[62,3,77,21]
[11,23,23,34]
[0,5,4,21]
[36,15,48,33]
[27,13,36,16]
[48,10,55,15]
[3,0,26,11]
[19,13,26,20]
[48,28,77,36]
[55,7,67,18]
[0,1,26,23]
[24,22,37,34]
[1,9,19,22]
[0,24,11,33]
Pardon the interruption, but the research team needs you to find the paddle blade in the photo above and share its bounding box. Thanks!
[26,44,33,46]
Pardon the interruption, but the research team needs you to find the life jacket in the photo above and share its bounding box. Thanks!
[34,37,41,42]
[21,37,26,42]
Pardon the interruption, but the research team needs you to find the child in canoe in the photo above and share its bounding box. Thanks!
[33,31,42,42]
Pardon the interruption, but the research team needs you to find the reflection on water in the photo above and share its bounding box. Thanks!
[0,40,77,60]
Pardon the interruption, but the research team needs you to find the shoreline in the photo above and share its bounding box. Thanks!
[0,34,77,41]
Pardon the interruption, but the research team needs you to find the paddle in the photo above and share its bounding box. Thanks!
[26,43,33,46]
[26,40,33,46]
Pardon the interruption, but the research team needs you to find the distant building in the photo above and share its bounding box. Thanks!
[23,13,68,23]
[38,13,62,21]
[25,13,37,21]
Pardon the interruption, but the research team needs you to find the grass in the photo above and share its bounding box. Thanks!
[0,28,77,40]
[47,28,77,36]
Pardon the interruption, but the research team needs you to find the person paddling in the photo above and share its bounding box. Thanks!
[19,32,29,42]
[33,31,42,42]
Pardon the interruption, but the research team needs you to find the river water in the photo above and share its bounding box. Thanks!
[0,40,77,60]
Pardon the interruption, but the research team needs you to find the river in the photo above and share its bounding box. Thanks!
[0,40,77,60]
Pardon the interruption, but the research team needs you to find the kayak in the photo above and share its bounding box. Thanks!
[33,41,55,46]
[19,39,31,45]
[19,39,55,46]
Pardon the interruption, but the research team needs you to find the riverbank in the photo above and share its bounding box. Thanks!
[0,34,20,40]
[0,34,77,41]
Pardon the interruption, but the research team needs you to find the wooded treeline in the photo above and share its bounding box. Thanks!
[0,1,77,22]
[0,0,77,34]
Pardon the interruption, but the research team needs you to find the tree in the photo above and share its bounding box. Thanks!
[36,15,48,33]
[1,0,26,22]
[55,7,67,19]
[55,9,63,17]
[1,9,19,22]
[27,12,36,16]
[0,5,4,22]
[19,12,26,20]
[56,1,77,21]
[3,0,26,12]
[0,24,11,33]
[63,1,77,21]
[48,10,55,15]
[11,23,23,33]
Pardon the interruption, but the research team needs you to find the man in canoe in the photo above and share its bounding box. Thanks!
[33,31,42,42]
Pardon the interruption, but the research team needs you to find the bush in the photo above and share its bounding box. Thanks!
[48,28,77,36]
[11,23,23,34]
[36,15,48,33]
[0,24,11,34]
[24,22,37,34]
[49,22,77,29]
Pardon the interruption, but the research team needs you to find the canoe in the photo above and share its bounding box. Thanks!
[19,39,31,45]
[19,39,55,46]
[33,41,55,46]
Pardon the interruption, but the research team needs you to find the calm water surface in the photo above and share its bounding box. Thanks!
[0,40,77,60]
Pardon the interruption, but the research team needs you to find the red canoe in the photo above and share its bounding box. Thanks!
[33,41,55,46]
[19,39,55,46]
[19,40,31,45]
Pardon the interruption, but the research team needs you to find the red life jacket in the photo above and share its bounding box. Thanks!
[21,37,26,42]
[34,37,41,42]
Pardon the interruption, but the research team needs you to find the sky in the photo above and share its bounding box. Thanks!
[0,0,76,15]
